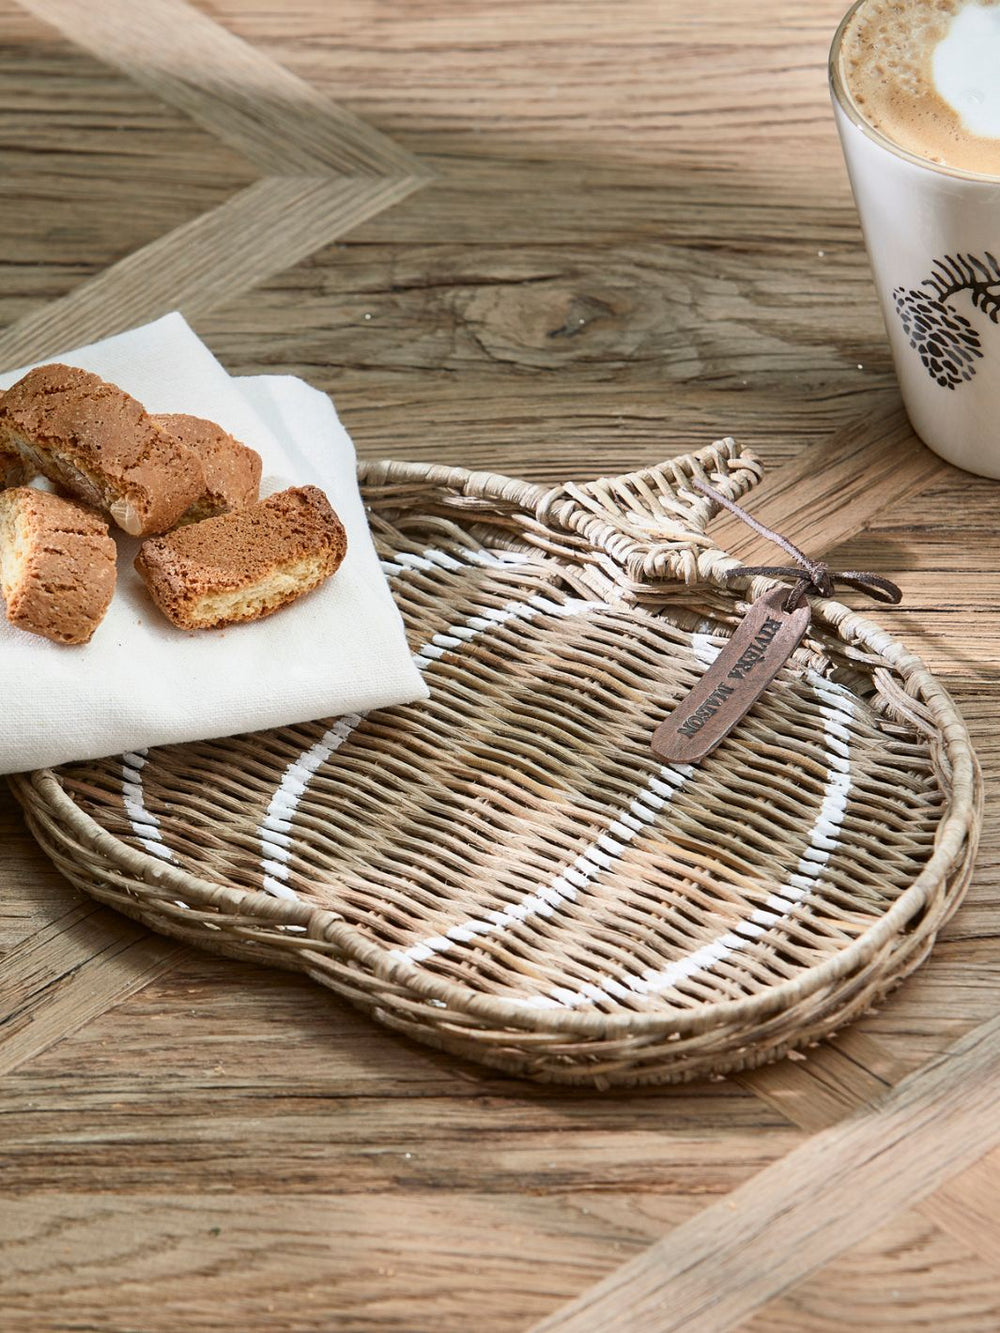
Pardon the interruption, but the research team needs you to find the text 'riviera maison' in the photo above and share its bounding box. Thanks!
[677,615,784,739]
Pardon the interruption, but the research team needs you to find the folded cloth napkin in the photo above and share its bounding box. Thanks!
[0,313,428,775]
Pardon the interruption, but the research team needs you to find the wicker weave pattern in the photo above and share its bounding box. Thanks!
[12,440,981,1086]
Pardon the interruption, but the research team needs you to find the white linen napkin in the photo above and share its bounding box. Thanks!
[0,313,427,775]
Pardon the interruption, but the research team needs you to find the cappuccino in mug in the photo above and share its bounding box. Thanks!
[830,1,1000,477]
[837,0,1000,176]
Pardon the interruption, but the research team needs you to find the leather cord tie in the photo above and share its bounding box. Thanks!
[694,479,903,613]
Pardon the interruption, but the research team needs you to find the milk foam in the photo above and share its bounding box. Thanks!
[933,4,1000,137]
[838,0,1000,176]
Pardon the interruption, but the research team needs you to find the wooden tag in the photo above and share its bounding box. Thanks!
[651,586,811,764]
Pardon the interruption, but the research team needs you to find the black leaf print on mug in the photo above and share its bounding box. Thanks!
[893,251,1000,390]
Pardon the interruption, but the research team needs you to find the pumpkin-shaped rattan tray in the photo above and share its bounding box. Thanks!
[11,439,981,1086]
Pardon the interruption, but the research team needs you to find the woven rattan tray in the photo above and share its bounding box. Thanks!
[11,440,981,1086]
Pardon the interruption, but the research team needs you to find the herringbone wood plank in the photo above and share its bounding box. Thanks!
[531,1014,1000,1332]
[742,1210,1000,1332]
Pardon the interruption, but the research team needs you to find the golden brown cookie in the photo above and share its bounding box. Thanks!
[0,486,117,645]
[0,364,205,536]
[135,485,347,630]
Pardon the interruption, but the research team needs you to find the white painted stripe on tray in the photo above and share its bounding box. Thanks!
[257,549,603,897]
[120,750,175,862]
[259,712,364,898]
[387,639,722,968]
[389,754,698,967]
[414,592,606,671]
[523,671,857,1009]
[255,584,602,899]
[380,544,529,577]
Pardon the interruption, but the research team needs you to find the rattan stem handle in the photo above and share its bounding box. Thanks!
[529,437,763,591]
[359,441,762,594]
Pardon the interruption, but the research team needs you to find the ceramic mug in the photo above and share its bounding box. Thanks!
[830,0,1000,479]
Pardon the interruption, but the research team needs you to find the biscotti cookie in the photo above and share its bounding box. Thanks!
[0,487,117,645]
[0,364,205,536]
[135,485,347,630]
[153,413,262,522]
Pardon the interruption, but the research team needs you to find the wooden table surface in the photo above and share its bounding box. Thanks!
[2,1,999,1329]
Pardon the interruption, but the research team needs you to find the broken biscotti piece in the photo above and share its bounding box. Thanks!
[135,485,347,630]
[0,364,205,536]
[0,487,117,645]
[153,413,262,522]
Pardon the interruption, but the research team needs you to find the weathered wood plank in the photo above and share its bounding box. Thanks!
[0,1091,798,1195]
[0,1191,698,1333]
[0,175,427,371]
[735,1030,900,1134]
[0,903,185,1078]
[821,536,1000,675]
[0,956,800,1194]
[742,1210,1000,1332]
[201,239,890,387]
[18,0,425,175]
[707,398,947,562]
[923,1146,1000,1269]
[202,0,859,173]
[531,1012,1000,1332]
[0,12,257,249]
[0,783,83,958]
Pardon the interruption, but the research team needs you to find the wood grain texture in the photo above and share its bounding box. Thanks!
[0,0,431,371]
[923,1146,1000,1268]
[2,0,999,1328]
[203,0,862,172]
[0,174,427,370]
[0,0,260,334]
[0,954,801,1195]
[0,903,184,1077]
[742,1210,1000,1332]
[0,787,83,956]
[0,1192,706,1333]
[708,399,950,564]
[0,955,800,1331]
[18,0,426,175]
[532,1014,1000,1332]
